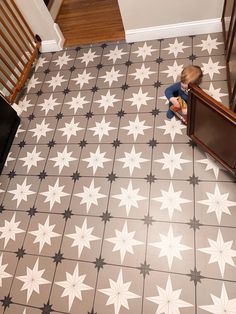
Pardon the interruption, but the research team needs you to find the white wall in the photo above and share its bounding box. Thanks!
[118,0,225,41]
[15,0,64,52]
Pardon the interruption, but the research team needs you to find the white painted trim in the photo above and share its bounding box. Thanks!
[125,18,222,42]
[40,23,65,52]
[49,0,63,20]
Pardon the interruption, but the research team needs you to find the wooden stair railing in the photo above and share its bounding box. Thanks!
[0,0,41,104]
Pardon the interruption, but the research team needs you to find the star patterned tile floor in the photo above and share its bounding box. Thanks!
[0,33,236,314]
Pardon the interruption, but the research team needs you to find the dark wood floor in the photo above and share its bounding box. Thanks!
[56,0,125,47]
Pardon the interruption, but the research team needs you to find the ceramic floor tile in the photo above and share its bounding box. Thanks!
[0,32,235,314]
[130,40,160,63]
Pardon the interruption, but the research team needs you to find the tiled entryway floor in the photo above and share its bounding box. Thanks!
[1,33,236,314]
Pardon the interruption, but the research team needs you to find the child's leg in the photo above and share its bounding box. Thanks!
[166,102,174,119]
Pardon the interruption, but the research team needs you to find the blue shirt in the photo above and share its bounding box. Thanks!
[165,82,188,102]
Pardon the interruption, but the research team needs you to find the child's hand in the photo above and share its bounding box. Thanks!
[170,97,180,108]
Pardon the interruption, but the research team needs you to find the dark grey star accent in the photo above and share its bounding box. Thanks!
[151,108,160,116]
[63,88,70,95]
[188,174,199,186]
[138,261,151,278]
[38,170,47,180]
[15,247,26,260]
[101,43,107,49]
[188,54,197,61]
[75,46,81,51]
[27,206,38,217]
[79,139,87,148]
[188,217,202,230]
[156,57,163,64]
[117,109,125,117]
[100,211,112,222]
[40,301,54,314]
[96,63,103,69]
[94,256,105,271]
[62,208,73,220]
[188,267,204,285]
[112,139,121,148]
[1,295,12,310]
[56,112,64,120]
[91,86,99,93]
[48,140,56,148]
[143,215,154,226]
[153,80,162,88]
[158,38,164,42]
[121,83,129,91]
[107,172,117,182]
[88,308,97,314]
[71,171,81,181]
[8,170,16,179]
[28,113,35,121]
[18,140,26,148]
[125,60,132,67]
[69,65,76,72]
[145,173,157,183]
[189,35,196,38]
[44,68,50,74]
[85,111,94,119]
[188,139,197,148]
[52,251,64,265]
[148,138,158,148]
[36,90,43,96]
[0,204,5,213]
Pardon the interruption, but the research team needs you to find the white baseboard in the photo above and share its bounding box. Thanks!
[40,23,65,53]
[125,18,222,42]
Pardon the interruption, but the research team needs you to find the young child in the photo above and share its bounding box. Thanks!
[165,65,203,119]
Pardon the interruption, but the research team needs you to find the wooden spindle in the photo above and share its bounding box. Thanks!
[0,51,20,80]
[0,65,16,87]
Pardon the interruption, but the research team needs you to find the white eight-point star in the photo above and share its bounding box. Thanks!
[59,118,83,142]
[99,269,140,314]
[147,275,193,314]
[117,146,148,175]
[153,182,191,219]
[75,179,105,212]
[50,146,76,173]
[197,153,220,179]
[105,46,127,63]
[29,216,60,253]
[0,254,12,286]
[155,145,190,177]
[65,92,89,114]
[35,56,47,71]
[100,66,124,87]
[196,34,224,54]
[46,72,66,91]
[157,116,186,141]
[198,229,236,277]
[161,60,183,82]
[0,213,24,248]
[29,119,53,142]
[40,178,69,210]
[198,184,236,224]
[106,221,143,263]
[89,117,116,141]
[127,88,154,111]
[163,38,190,58]
[133,42,156,60]
[8,178,35,207]
[112,181,146,216]
[199,283,236,314]
[66,218,100,258]
[27,75,40,92]
[18,97,33,113]
[95,90,120,112]
[72,69,95,88]
[130,63,155,84]
[150,225,191,269]
[78,48,99,66]
[38,94,60,115]
[83,146,111,174]
[20,146,44,173]
[17,259,50,302]
[202,57,225,80]
[204,82,228,102]
[56,264,93,311]
[122,115,151,141]
[53,52,73,69]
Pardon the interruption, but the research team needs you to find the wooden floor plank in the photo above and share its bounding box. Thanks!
[56,0,125,47]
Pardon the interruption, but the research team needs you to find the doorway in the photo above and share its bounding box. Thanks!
[56,0,125,47]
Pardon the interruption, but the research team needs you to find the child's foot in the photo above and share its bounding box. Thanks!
[166,109,174,119]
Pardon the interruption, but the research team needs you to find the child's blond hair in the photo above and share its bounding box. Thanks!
[181,65,203,85]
